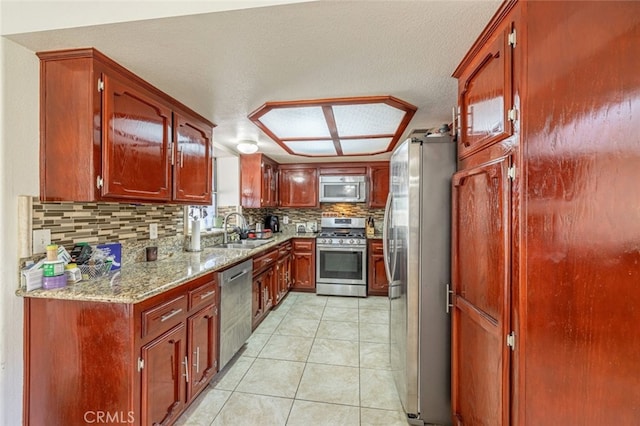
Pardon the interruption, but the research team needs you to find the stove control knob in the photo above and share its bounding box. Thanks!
[349,239,354,245]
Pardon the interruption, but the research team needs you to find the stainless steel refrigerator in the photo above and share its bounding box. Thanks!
[384,132,455,425]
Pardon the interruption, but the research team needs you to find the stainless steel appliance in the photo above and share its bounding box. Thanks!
[384,132,456,425]
[264,215,280,233]
[316,217,367,297]
[218,259,253,370]
[319,175,367,203]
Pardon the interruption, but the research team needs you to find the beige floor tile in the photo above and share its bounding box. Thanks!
[316,320,359,341]
[254,313,284,334]
[286,304,325,320]
[293,293,328,306]
[211,392,292,426]
[212,356,254,391]
[236,358,305,398]
[359,342,391,369]
[358,297,389,311]
[241,331,270,357]
[325,296,360,309]
[322,306,359,322]
[359,322,389,343]
[359,308,389,325]
[307,338,359,367]
[296,363,360,406]
[275,317,320,337]
[259,334,314,361]
[287,400,360,426]
[360,407,407,426]
[360,368,402,410]
[174,388,231,426]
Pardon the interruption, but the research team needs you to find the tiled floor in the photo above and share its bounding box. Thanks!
[175,293,407,426]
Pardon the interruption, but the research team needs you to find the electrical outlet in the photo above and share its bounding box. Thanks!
[33,229,51,254]
[282,216,289,224]
[149,223,158,240]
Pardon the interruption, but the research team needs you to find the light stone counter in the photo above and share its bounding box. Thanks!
[16,232,316,304]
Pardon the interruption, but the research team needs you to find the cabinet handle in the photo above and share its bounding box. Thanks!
[446,284,454,314]
[160,308,183,322]
[200,290,216,300]
[193,347,200,374]
[178,148,184,168]
[183,356,189,383]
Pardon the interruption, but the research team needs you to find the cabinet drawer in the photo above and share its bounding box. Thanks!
[188,280,218,312]
[141,295,188,338]
[278,242,292,257]
[369,241,383,253]
[253,250,278,272]
[293,240,314,252]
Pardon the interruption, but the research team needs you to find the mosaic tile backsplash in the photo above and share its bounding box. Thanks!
[243,203,385,233]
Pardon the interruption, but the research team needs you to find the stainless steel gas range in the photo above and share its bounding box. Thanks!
[316,217,367,297]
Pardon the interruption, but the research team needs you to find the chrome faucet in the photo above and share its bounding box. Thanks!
[223,212,248,244]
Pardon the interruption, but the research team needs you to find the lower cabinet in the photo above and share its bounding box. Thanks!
[140,323,187,425]
[291,238,316,291]
[23,273,219,426]
[252,249,278,330]
[367,239,388,296]
[276,241,293,302]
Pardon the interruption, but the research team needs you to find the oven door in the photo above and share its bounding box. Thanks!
[316,245,366,285]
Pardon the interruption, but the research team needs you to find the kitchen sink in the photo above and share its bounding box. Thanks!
[215,239,272,249]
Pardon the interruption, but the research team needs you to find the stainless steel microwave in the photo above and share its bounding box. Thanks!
[319,175,367,203]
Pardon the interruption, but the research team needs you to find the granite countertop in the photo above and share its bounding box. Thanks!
[16,232,317,304]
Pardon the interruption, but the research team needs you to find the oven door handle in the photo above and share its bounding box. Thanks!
[382,192,394,285]
[317,246,366,253]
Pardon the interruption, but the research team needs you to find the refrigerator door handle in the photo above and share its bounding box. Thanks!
[382,192,394,285]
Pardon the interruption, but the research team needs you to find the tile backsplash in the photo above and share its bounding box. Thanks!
[243,203,385,233]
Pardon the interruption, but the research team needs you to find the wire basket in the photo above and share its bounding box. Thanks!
[78,259,112,280]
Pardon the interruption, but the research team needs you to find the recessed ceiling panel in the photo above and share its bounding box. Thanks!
[259,107,330,139]
[333,103,405,137]
[249,96,417,157]
[340,138,393,155]
[284,140,337,156]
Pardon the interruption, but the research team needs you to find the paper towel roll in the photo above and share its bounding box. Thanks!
[191,220,201,251]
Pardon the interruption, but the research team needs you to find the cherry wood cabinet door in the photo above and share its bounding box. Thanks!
[291,239,316,291]
[251,275,263,328]
[187,304,218,402]
[140,323,186,426]
[101,73,172,201]
[451,156,511,426]
[456,18,514,159]
[368,164,390,208]
[367,240,388,296]
[276,256,288,304]
[262,161,278,207]
[173,112,213,204]
[279,167,318,208]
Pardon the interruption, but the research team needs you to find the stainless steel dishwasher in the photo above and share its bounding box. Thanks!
[217,259,253,370]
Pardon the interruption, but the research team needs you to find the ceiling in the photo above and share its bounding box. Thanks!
[3,0,501,163]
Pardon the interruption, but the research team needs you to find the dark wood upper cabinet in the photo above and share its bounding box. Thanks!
[279,166,318,208]
[173,112,213,204]
[368,163,389,208]
[37,48,214,204]
[455,14,513,160]
[101,73,173,201]
[240,153,278,208]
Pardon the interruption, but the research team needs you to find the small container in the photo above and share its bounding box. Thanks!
[46,244,58,261]
[146,246,158,262]
[42,274,67,290]
[43,260,65,277]
[65,263,82,283]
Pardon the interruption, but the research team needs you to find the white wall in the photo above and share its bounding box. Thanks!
[217,155,240,207]
[0,38,40,424]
